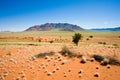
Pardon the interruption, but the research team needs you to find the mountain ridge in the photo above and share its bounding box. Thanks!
[25,23,84,31]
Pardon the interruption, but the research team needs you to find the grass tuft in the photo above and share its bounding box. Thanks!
[92,54,120,66]
[59,46,83,58]
[59,46,75,57]
[92,54,104,62]
[33,52,55,59]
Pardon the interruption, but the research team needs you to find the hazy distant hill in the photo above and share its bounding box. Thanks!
[91,27,120,31]
[25,23,84,31]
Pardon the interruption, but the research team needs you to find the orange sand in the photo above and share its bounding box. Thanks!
[0,45,120,80]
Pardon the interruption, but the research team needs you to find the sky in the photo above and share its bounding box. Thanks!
[0,0,120,31]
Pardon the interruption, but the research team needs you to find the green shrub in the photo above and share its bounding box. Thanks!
[72,33,82,46]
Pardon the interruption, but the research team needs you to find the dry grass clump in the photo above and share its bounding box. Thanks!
[92,54,104,62]
[107,56,120,65]
[59,46,75,57]
[92,54,120,66]
[59,46,83,57]
[32,51,55,59]
[100,58,109,65]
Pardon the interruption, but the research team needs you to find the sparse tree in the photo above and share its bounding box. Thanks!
[72,33,82,46]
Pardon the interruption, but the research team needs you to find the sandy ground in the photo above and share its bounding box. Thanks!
[0,45,120,80]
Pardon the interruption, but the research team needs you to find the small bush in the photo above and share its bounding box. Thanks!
[89,35,93,38]
[72,33,82,46]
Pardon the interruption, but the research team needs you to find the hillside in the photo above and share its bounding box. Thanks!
[25,23,84,31]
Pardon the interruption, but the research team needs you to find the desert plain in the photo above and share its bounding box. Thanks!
[0,30,120,80]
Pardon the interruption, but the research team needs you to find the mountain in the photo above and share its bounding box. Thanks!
[91,27,120,31]
[25,23,84,31]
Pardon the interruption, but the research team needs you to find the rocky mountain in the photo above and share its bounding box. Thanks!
[91,27,120,31]
[25,23,84,31]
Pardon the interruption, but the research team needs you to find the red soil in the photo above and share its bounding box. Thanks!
[0,45,120,80]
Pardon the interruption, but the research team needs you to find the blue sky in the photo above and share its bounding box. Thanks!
[0,0,120,31]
